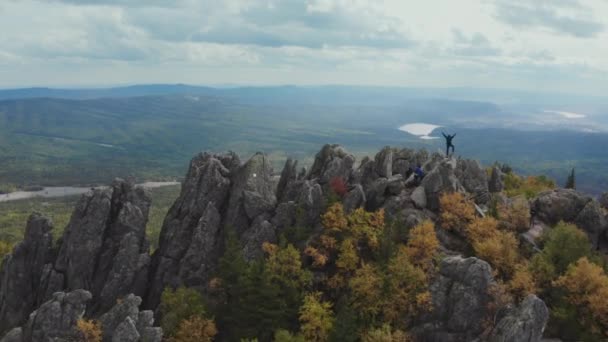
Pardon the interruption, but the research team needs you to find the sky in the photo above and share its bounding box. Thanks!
[0,0,607,95]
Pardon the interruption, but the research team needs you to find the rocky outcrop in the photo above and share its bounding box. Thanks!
[421,158,463,211]
[1,291,162,342]
[490,295,549,342]
[146,152,235,308]
[52,179,152,314]
[532,189,608,250]
[455,159,490,204]
[308,144,355,184]
[414,256,548,342]
[22,289,92,342]
[0,213,54,334]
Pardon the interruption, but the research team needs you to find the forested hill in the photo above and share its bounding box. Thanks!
[0,144,607,341]
[1,90,608,194]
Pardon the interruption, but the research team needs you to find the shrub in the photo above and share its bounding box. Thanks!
[274,329,306,342]
[329,176,348,198]
[504,174,555,199]
[404,220,439,273]
[160,287,206,337]
[553,257,608,339]
[76,319,102,342]
[498,199,531,233]
[439,192,476,233]
[467,216,520,279]
[349,263,384,321]
[170,316,217,342]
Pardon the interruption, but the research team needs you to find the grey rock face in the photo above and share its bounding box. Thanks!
[308,144,355,184]
[22,289,92,342]
[490,295,549,342]
[0,213,54,334]
[489,167,505,193]
[455,159,490,204]
[343,184,366,213]
[0,328,21,342]
[421,158,463,211]
[113,317,140,342]
[147,152,235,308]
[277,158,298,202]
[599,192,608,210]
[99,294,161,342]
[415,256,493,341]
[54,179,152,314]
[225,153,277,235]
[411,186,427,209]
[241,217,276,261]
[374,146,393,178]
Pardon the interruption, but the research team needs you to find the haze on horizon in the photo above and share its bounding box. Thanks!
[0,0,607,96]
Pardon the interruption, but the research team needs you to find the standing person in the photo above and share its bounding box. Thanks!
[414,164,425,184]
[442,132,456,157]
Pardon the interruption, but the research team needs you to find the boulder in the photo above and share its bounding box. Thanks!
[276,158,298,202]
[411,186,427,209]
[374,146,393,178]
[599,192,608,210]
[99,294,162,342]
[414,256,493,341]
[241,217,277,261]
[22,290,92,342]
[343,184,366,214]
[0,328,21,342]
[0,213,54,334]
[421,158,463,211]
[308,144,355,184]
[455,159,490,204]
[490,295,549,342]
[365,178,389,211]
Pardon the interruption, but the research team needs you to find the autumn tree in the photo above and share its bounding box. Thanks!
[529,222,594,288]
[383,247,431,327]
[439,192,476,233]
[299,292,335,342]
[160,287,206,337]
[76,319,102,342]
[553,257,608,339]
[497,198,531,233]
[274,329,306,342]
[466,216,520,279]
[170,316,218,342]
[404,220,439,273]
[348,263,384,321]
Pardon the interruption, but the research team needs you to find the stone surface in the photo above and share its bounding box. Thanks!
[343,184,366,213]
[308,144,355,184]
[455,159,490,204]
[489,166,505,193]
[490,295,549,342]
[0,213,54,334]
[421,158,463,211]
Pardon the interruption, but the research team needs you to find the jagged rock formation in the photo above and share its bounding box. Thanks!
[0,213,54,333]
[413,256,548,342]
[0,144,557,341]
[489,166,505,193]
[532,189,608,251]
[0,290,160,342]
[0,179,160,339]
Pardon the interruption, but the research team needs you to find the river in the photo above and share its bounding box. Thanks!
[0,181,180,203]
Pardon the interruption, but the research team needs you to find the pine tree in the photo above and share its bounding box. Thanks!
[565,168,576,189]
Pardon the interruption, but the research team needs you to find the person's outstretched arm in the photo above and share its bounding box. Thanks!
[452,133,456,138]
[442,132,447,138]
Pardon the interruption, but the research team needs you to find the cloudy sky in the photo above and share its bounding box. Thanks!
[0,0,606,95]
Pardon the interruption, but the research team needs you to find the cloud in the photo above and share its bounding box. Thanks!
[450,29,502,56]
[493,0,604,38]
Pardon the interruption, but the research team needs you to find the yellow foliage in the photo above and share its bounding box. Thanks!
[170,316,217,342]
[405,220,439,273]
[321,203,348,232]
[504,173,555,199]
[439,192,476,233]
[265,243,312,290]
[361,324,412,342]
[305,246,328,268]
[320,235,337,250]
[554,257,608,334]
[335,239,359,273]
[498,199,530,233]
[384,247,431,326]
[472,229,519,279]
[347,207,385,250]
[76,319,102,342]
[299,292,335,342]
[349,263,384,320]
[507,264,537,301]
[467,217,500,243]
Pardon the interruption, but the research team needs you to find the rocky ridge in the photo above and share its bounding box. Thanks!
[2,143,605,341]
